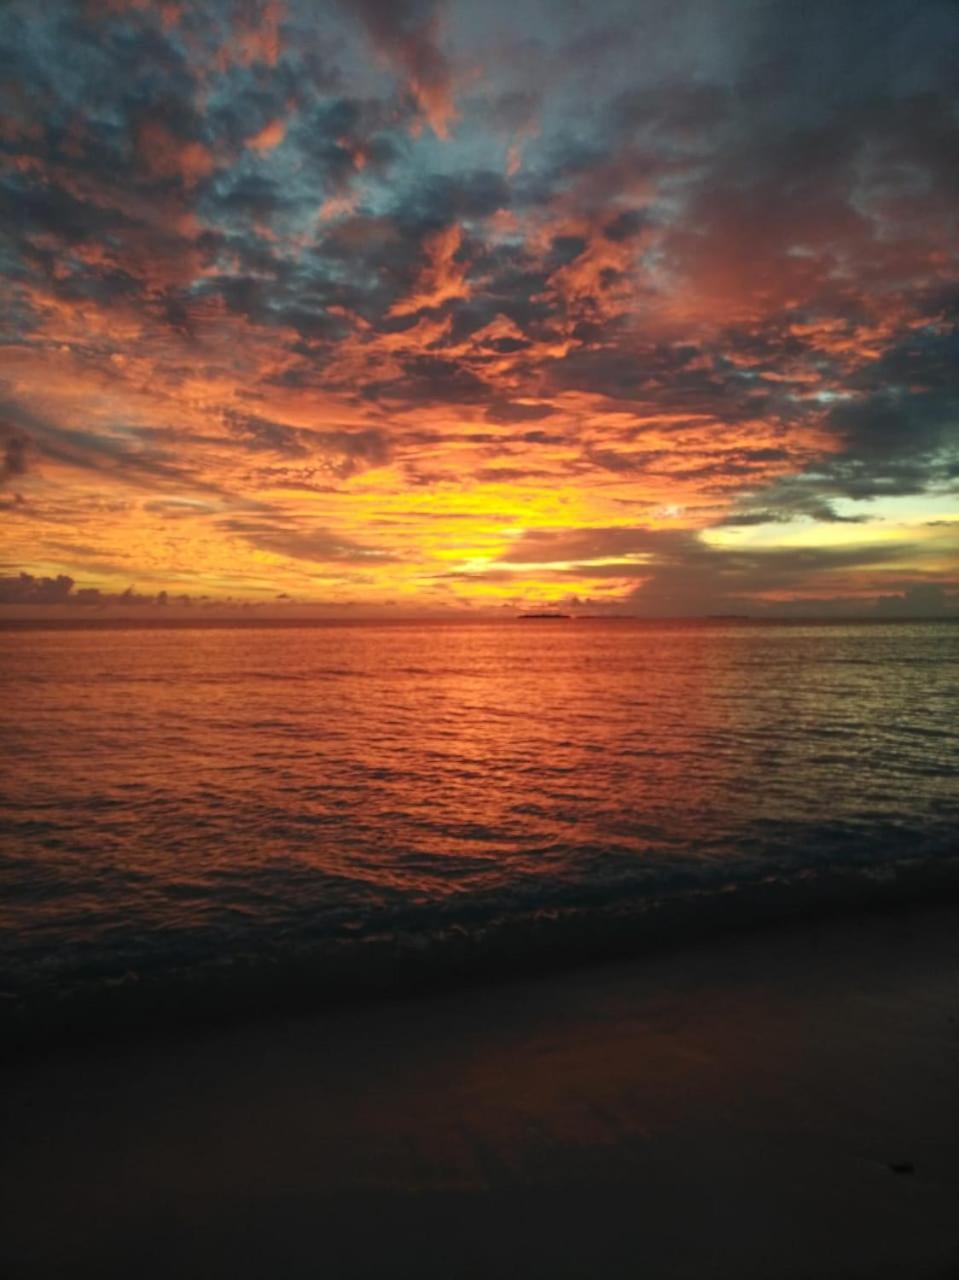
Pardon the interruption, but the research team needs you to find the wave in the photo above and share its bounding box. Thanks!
[5,850,959,1057]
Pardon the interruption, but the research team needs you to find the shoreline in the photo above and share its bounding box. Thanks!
[6,857,959,1059]
[3,904,959,1278]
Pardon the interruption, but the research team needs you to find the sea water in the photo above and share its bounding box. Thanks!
[2,618,957,1033]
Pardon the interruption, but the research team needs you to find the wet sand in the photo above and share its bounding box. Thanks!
[3,907,959,1279]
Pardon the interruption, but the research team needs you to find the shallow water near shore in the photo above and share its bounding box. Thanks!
[2,617,958,1036]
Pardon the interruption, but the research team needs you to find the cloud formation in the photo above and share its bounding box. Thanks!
[1,0,957,614]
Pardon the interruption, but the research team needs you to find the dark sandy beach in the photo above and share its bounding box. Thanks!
[3,907,959,1280]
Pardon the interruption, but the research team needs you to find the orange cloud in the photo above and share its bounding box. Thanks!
[389,224,470,316]
[245,118,286,152]
[136,119,214,185]
[215,0,284,70]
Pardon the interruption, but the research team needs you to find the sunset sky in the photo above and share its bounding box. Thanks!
[2,0,957,615]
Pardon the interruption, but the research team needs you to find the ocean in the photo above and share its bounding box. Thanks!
[2,618,957,1040]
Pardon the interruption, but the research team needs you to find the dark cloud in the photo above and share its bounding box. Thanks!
[602,209,650,242]
[876,583,955,618]
[0,425,29,485]
[369,357,489,404]
[0,573,190,607]
[308,427,393,477]
[0,572,76,604]
[502,525,674,564]
[342,0,456,137]
[0,400,208,491]
[219,513,394,563]
[225,411,309,455]
[405,170,511,225]
[225,413,392,476]
[489,522,957,617]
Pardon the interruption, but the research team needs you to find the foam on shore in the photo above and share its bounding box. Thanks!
[5,851,959,1055]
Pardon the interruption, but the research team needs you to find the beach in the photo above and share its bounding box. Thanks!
[3,905,958,1280]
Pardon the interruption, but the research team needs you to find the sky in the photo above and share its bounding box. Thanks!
[1,0,957,616]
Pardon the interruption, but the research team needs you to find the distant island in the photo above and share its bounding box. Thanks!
[517,612,572,620]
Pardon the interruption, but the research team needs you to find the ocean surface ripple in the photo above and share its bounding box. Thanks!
[2,619,958,1029]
